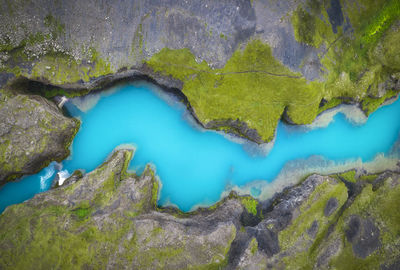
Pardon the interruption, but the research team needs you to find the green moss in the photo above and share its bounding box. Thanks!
[121,150,133,179]
[0,139,11,171]
[291,1,335,48]
[146,27,397,142]
[240,196,258,216]
[317,98,343,115]
[27,32,47,46]
[72,207,91,220]
[147,40,322,142]
[292,7,317,46]
[328,176,400,269]
[151,176,159,208]
[337,170,357,183]
[289,0,400,122]
[279,178,348,268]
[358,173,378,182]
[321,0,400,101]
[249,237,258,255]
[43,14,65,37]
[134,246,184,269]
[30,53,88,84]
[30,49,113,86]
[88,47,114,78]
[92,172,118,206]
[375,27,400,70]
[131,22,144,62]
[361,90,399,116]
[360,0,400,46]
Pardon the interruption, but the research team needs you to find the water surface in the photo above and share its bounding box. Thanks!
[1,82,399,212]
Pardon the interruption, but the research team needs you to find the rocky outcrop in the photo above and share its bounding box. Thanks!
[0,149,241,269]
[235,169,400,270]
[0,148,399,269]
[1,0,399,143]
[0,87,79,184]
[0,1,399,268]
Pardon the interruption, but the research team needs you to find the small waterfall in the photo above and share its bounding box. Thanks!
[39,164,56,191]
[54,96,69,108]
[57,170,71,186]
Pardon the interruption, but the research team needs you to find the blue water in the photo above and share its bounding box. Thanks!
[1,82,400,212]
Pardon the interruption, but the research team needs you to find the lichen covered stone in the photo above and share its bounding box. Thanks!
[0,87,79,184]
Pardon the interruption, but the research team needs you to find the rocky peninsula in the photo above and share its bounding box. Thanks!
[0,0,399,269]
[0,87,79,185]
[1,0,399,142]
[0,149,399,269]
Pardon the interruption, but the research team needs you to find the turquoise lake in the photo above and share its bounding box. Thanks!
[1,82,400,212]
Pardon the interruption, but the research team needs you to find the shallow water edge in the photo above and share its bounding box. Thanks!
[1,78,399,213]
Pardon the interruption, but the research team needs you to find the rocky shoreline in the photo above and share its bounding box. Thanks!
[0,56,399,269]
[0,86,80,185]
[0,148,399,269]
[5,64,400,147]
[1,0,400,268]
[1,0,399,144]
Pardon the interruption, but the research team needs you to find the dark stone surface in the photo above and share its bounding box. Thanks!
[227,231,251,267]
[0,0,326,84]
[326,0,344,34]
[0,72,14,88]
[345,215,381,258]
[249,227,280,257]
[316,239,341,268]
[240,208,262,227]
[381,258,400,270]
[307,220,319,238]
[324,197,338,217]
[0,0,258,70]
[206,118,264,144]
[0,88,80,185]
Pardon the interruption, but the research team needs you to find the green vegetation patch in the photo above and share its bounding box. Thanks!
[147,40,322,142]
[328,176,400,269]
[291,1,335,48]
[291,0,400,114]
[317,97,343,115]
[31,48,113,86]
[43,14,65,38]
[278,178,348,268]
[360,0,400,45]
[336,169,357,183]
[149,0,400,143]
[249,237,258,255]
[361,90,400,115]
[151,176,159,208]
[72,207,92,220]
[240,196,259,216]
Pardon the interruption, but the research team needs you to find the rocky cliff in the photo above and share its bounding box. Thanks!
[0,86,79,184]
[0,1,400,269]
[0,148,399,269]
[1,0,399,142]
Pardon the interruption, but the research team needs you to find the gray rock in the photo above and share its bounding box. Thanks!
[324,197,338,217]
[0,149,241,269]
[326,0,344,34]
[307,220,319,238]
[315,238,342,268]
[0,0,323,86]
[381,258,400,270]
[0,149,399,269]
[345,215,381,259]
[0,87,79,185]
